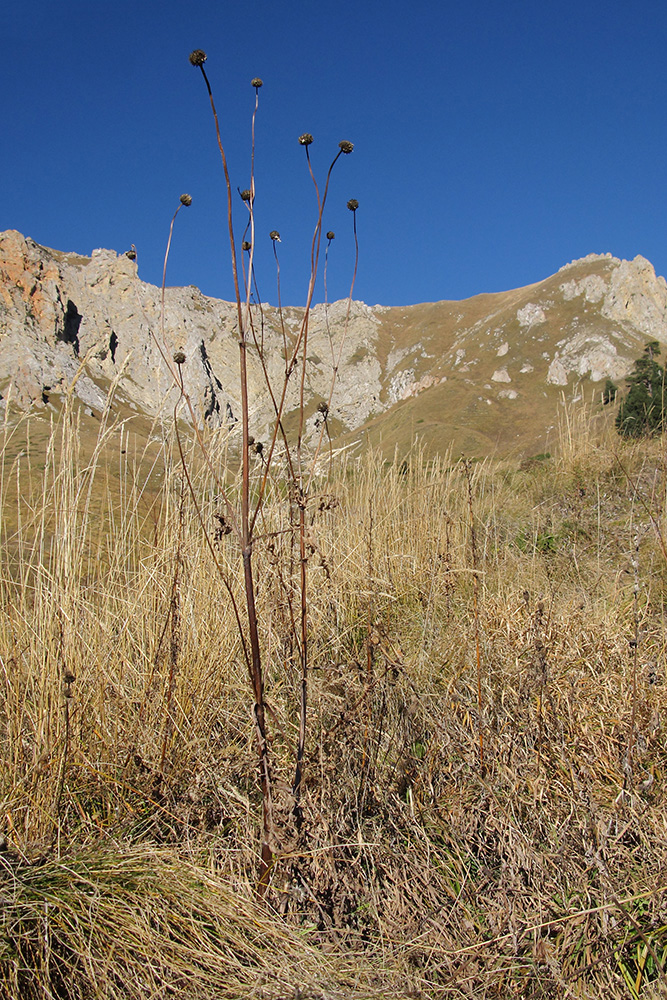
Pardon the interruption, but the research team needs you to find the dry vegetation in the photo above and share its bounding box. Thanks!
[0,390,666,999]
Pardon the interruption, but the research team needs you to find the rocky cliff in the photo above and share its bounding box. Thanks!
[2,229,667,456]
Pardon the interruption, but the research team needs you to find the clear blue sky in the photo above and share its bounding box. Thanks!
[4,0,667,307]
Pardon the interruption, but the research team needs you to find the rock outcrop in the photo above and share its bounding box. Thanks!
[2,229,667,456]
[0,230,383,442]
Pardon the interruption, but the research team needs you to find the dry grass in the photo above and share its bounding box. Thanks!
[1,392,666,998]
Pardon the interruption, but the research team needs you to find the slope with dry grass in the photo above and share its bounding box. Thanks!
[0,394,666,998]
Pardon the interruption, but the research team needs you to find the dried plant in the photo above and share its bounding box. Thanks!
[152,51,359,887]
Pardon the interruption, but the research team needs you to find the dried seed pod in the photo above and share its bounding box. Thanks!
[298,133,314,146]
[251,77,263,88]
[240,189,253,203]
[173,350,186,365]
[326,231,335,241]
[347,199,359,211]
[189,50,207,66]
[270,231,281,242]
[242,241,252,251]
[338,140,354,154]
[179,193,192,206]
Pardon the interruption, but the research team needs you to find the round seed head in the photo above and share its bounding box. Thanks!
[240,189,253,203]
[347,199,359,211]
[338,140,354,154]
[242,241,252,251]
[251,77,263,88]
[253,441,264,455]
[179,193,192,207]
[173,350,186,365]
[298,133,314,146]
[189,50,207,67]
[326,231,335,241]
[317,401,329,415]
[270,231,281,242]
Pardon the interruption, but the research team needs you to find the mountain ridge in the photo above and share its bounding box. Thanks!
[2,229,667,458]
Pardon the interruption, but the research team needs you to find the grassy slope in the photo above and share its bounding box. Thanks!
[0,399,666,998]
[352,257,646,461]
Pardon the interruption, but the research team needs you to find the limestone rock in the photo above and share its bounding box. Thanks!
[517,303,546,327]
[601,255,667,341]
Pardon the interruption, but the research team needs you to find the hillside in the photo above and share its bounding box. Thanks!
[3,229,667,457]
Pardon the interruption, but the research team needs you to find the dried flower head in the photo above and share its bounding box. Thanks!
[347,199,359,211]
[317,401,329,415]
[242,241,252,251]
[251,77,263,88]
[253,441,264,455]
[270,231,281,242]
[298,133,314,146]
[213,512,232,539]
[338,140,354,154]
[179,193,192,206]
[189,50,207,67]
[326,231,335,241]
[173,350,186,365]
[240,189,253,202]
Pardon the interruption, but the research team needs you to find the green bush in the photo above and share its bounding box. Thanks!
[616,341,667,437]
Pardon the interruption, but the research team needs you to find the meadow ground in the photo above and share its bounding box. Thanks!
[0,395,665,998]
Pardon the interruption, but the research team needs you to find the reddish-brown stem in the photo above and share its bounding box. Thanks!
[295,150,343,459]
[197,61,272,891]
[155,199,240,541]
[249,152,343,534]
[292,148,343,810]
[306,205,359,489]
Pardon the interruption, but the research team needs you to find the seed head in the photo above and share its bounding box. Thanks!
[189,50,207,67]
[347,199,359,211]
[298,133,314,146]
[270,231,281,242]
[326,231,335,241]
[251,77,263,89]
[317,401,329,416]
[253,441,264,455]
[179,193,192,207]
[240,189,253,203]
[173,350,186,365]
[242,241,252,251]
[338,140,354,154]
